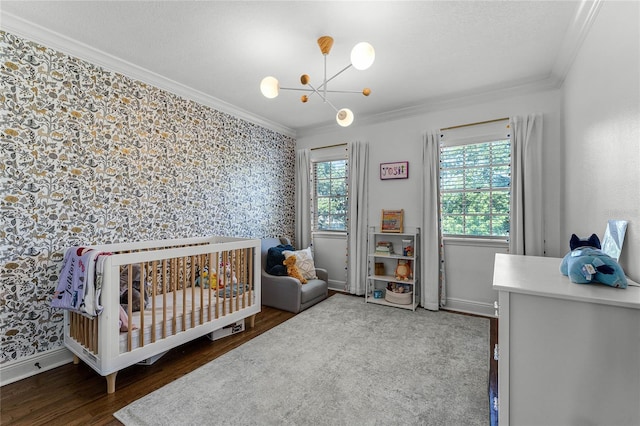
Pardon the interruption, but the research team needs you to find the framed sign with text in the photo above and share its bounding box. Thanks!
[380,161,409,180]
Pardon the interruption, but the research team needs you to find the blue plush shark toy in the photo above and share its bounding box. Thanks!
[560,234,627,288]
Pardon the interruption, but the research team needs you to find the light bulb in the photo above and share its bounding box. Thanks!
[336,108,354,127]
[350,42,375,70]
[260,76,279,98]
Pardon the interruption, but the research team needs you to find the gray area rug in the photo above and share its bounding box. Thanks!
[114,294,489,425]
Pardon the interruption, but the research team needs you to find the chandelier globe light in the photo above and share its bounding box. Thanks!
[350,42,375,70]
[260,35,374,127]
[336,108,354,127]
[260,76,279,99]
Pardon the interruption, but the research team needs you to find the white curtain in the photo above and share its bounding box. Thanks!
[346,141,369,295]
[295,148,311,249]
[509,114,544,256]
[421,130,444,310]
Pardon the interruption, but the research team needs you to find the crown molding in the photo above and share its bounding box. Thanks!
[0,12,296,138]
[297,74,562,138]
[551,0,603,85]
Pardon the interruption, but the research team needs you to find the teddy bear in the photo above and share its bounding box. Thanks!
[560,233,627,288]
[283,255,307,284]
[395,260,412,281]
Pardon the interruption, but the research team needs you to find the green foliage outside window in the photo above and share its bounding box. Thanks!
[314,159,348,231]
[440,140,511,237]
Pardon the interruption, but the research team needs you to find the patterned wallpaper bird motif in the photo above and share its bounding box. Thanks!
[0,31,295,364]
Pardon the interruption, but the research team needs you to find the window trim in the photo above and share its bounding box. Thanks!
[439,138,511,239]
[311,158,348,233]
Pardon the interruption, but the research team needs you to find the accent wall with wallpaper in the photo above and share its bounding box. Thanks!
[1,31,295,367]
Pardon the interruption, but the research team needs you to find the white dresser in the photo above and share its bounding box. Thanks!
[493,253,640,426]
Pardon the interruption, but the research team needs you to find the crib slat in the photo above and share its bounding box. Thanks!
[190,255,196,328]
[139,262,145,348]
[151,260,157,343]
[199,254,205,325]
[92,316,98,353]
[222,251,228,317]
[127,264,133,352]
[162,258,167,339]
[235,249,241,312]
[182,256,187,332]
[70,313,76,341]
[243,248,248,309]
[172,257,177,335]
[215,252,220,319]
[207,252,212,322]
[249,247,253,307]
[240,248,246,309]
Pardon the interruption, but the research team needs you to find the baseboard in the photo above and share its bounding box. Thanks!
[0,347,74,387]
[327,279,346,292]
[443,297,496,317]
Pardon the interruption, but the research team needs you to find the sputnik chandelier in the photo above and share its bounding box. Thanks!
[260,36,375,127]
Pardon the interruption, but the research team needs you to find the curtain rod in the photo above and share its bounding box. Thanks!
[310,143,347,151]
[440,117,509,131]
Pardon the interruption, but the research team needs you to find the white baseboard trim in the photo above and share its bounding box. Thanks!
[443,297,496,318]
[328,279,346,292]
[0,347,74,387]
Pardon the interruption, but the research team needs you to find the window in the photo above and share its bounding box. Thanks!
[440,139,511,237]
[313,159,348,231]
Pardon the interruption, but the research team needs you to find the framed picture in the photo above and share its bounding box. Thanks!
[381,209,404,233]
[380,161,409,180]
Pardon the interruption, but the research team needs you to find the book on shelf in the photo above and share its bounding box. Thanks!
[375,241,394,255]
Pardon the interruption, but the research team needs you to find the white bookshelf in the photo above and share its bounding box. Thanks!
[365,227,420,311]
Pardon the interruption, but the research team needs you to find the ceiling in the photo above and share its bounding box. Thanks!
[1,1,594,136]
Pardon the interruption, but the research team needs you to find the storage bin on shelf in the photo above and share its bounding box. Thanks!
[385,289,413,305]
[385,282,412,305]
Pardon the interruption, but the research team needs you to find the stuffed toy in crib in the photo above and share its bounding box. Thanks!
[195,267,218,289]
[120,264,150,311]
[195,264,236,289]
[560,234,627,288]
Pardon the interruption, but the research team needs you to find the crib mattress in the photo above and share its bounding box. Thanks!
[119,285,252,353]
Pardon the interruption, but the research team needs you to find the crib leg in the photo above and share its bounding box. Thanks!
[73,355,80,365]
[247,314,256,329]
[106,372,118,394]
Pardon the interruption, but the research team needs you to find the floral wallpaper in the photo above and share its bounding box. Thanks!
[0,31,295,364]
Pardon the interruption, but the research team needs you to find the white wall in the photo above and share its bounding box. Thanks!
[297,89,563,314]
[562,0,640,282]
[443,239,508,316]
[313,233,347,291]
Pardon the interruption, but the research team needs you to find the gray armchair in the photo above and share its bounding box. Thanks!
[261,237,329,313]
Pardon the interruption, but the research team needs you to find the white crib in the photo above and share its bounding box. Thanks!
[63,235,260,393]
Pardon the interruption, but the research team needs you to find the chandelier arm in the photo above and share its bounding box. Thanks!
[307,83,339,112]
[323,64,353,87]
[312,64,353,95]
[323,90,367,94]
[279,87,313,92]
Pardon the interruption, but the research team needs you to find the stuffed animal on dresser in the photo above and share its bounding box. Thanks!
[283,255,307,284]
[560,233,628,288]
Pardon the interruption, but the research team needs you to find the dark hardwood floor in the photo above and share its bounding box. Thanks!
[1,293,497,426]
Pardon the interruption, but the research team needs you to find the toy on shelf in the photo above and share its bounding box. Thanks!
[560,233,627,288]
[395,259,412,281]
